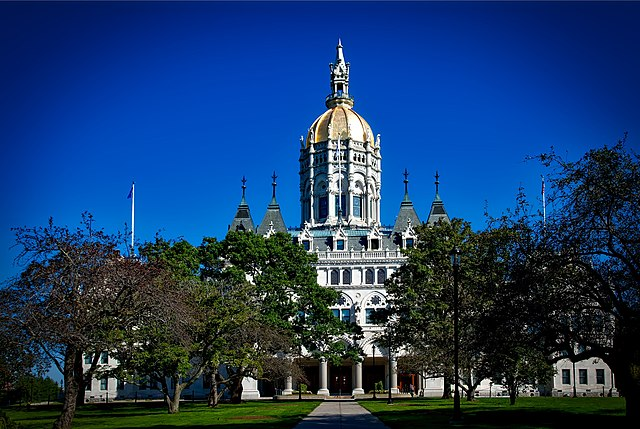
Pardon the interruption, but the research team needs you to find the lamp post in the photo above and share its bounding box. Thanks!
[387,329,393,405]
[450,247,462,422]
[298,341,303,401]
[372,343,377,399]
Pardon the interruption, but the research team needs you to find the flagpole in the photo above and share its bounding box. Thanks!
[131,181,135,254]
[541,175,546,227]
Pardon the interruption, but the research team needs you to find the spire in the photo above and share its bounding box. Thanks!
[229,176,255,232]
[257,171,287,237]
[427,171,450,225]
[393,169,420,235]
[326,40,354,108]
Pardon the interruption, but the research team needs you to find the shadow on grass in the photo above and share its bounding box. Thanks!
[372,408,629,429]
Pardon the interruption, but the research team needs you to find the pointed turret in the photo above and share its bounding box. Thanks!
[426,171,450,225]
[229,176,256,232]
[393,169,421,235]
[257,171,287,237]
[326,39,354,108]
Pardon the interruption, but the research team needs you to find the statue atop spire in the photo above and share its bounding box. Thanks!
[326,39,354,108]
[434,171,441,200]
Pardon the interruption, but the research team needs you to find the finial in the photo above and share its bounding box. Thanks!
[435,171,440,196]
[271,171,278,199]
[403,168,409,191]
[242,176,247,199]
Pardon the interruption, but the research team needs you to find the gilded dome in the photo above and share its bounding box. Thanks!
[306,105,374,148]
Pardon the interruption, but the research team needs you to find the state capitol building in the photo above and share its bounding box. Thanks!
[84,42,615,402]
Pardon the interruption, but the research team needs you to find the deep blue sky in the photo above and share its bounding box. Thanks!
[1,1,639,280]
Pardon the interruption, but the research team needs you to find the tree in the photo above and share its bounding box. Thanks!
[204,231,359,403]
[108,237,207,414]
[385,218,490,400]
[3,214,169,429]
[531,136,640,419]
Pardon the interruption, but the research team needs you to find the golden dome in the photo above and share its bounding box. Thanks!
[306,105,374,148]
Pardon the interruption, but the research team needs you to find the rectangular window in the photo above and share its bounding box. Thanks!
[100,351,108,364]
[366,309,382,324]
[332,309,340,319]
[336,239,345,251]
[353,196,361,217]
[406,238,414,248]
[596,369,605,384]
[100,378,108,391]
[319,196,328,219]
[562,369,571,384]
[302,240,310,251]
[84,354,93,365]
[579,369,588,384]
[371,239,379,250]
[341,309,350,323]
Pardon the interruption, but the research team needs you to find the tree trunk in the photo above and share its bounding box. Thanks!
[208,373,220,408]
[614,324,640,424]
[230,375,244,404]
[74,351,86,408]
[53,348,80,429]
[163,376,185,414]
[441,374,452,399]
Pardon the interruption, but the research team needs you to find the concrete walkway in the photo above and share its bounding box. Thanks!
[293,399,390,429]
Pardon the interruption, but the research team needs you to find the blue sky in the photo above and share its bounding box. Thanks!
[1,1,639,280]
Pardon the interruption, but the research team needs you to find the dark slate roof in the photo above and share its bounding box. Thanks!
[426,193,450,225]
[256,197,287,236]
[229,196,255,232]
[392,192,421,235]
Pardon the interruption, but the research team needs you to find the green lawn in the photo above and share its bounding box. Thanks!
[3,400,321,429]
[359,397,627,429]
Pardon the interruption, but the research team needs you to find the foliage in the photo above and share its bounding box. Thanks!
[529,136,640,420]
[385,218,491,399]
[1,375,61,405]
[202,231,360,404]
[2,213,172,429]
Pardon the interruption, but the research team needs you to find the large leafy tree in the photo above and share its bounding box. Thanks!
[207,231,360,403]
[385,218,490,400]
[108,237,210,414]
[2,214,169,429]
[530,136,640,419]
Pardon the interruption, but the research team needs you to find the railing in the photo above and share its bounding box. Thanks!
[325,92,354,103]
[315,249,405,260]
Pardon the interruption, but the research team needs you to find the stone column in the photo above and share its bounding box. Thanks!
[352,361,364,395]
[283,376,293,395]
[317,357,330,396]
[391,356,399,394]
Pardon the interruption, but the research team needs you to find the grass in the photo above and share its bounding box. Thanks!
[358,396,627,429]
[3,400,321,429]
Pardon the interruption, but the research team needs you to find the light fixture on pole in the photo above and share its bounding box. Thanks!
[372,343,377,399]
[387,329,393,405]
[450,247,462,422]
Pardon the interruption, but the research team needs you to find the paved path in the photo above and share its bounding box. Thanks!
[293,399,390,429]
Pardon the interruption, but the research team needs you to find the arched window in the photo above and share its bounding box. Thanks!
[331,294,352,323]
[377,269,386,284]
[364,293,387,325]
[343,269,351,285]
[365,268,374,285]
[330,269,339,285]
